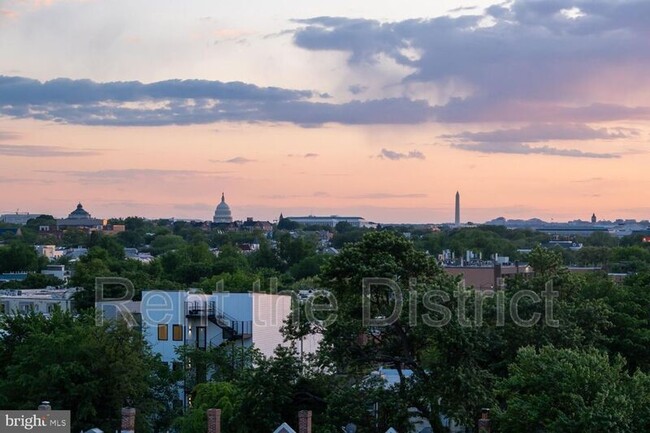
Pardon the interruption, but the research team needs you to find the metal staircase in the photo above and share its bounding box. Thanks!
[185,300,252,344]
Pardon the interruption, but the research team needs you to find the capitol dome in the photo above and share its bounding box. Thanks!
[213,193,233,224]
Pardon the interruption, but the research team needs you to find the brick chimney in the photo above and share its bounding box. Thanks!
[121,407,136,433]
[207,408,221,433]
[298,410,312,433]
[478,408,491,433]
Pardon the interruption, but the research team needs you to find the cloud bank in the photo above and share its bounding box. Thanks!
[451,142,620,159]
[379,148,426,160]
[293,0,650,123]
[2,0,649,130]
[0,75,431,126]
[443,123,629,158]
[0,144,98,157]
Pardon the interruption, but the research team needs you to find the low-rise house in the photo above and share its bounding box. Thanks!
[241,217,274,233]
[41,264,70,282]
[35,245,65,260]
[124,248,154,263]
[371,368,464,433]
[65,247,89,260]
[0,287,78,316]
[238,242,260,254]
[0,272,28,283]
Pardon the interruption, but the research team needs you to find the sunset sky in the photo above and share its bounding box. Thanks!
[0,0,648,223]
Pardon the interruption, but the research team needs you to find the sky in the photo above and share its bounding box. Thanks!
[0,0,649,223]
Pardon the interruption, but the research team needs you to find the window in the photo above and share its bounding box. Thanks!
[157,324,168,340]
[172,324,183,341]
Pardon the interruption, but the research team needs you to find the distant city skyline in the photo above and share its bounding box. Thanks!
[1,0,649,222]
[0,195,639,226]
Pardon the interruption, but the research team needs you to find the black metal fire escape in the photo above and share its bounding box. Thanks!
[185,300,252,345]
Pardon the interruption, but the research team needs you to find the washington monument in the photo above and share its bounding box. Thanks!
[455,191,460,226]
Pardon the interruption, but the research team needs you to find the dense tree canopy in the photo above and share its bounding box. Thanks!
[0,311,178,433]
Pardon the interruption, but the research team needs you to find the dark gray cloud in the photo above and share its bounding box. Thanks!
[444,124,637,143]
[443,123,632,158]
[2,0,649,128]
[452,142,619,159]
[348,84,368,95]
[217,157,256,164]
[287,153,320,158]
[379,148,426,160]
[0,75,431,126]
[293,0,650,123]
[0,144,99,157]
[448,6,478,13]
[0,76,312,105]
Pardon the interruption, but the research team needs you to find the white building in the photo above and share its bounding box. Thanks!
[41,265,70,282]
[140,290,319,406]
[0,287,78,316]
[124,248,154,263]
[65,247,89,260]
[285,215,367,228]
[372,368,465,433]
[0,212,43,225]
[213,193,233,224]
[141,291,319,361]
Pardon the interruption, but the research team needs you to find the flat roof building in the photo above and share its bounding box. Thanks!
[0,287,78,316]
[286,215,367,227]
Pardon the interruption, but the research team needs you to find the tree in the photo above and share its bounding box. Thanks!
[174,382,240,433]
[497,346,636,433]
[0,311,178,433]
[277,214,300,231]
[317,230,494,429]
[0,273,64,290]
[0,241,45,272]
[248,240,283,271]
[276,233,317,267]
[213,244,249,275]
[151,234,187,255]
[233,346,302,432]
[61,229,90,248]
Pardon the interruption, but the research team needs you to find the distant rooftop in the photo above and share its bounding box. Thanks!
[286,215,364,220]
[0,287,78,300]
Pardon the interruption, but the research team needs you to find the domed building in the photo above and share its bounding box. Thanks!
[68,203,92,219]
[213,193,233,224]
[57,203,104,230]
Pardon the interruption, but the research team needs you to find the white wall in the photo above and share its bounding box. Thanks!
[142,290,188,363]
